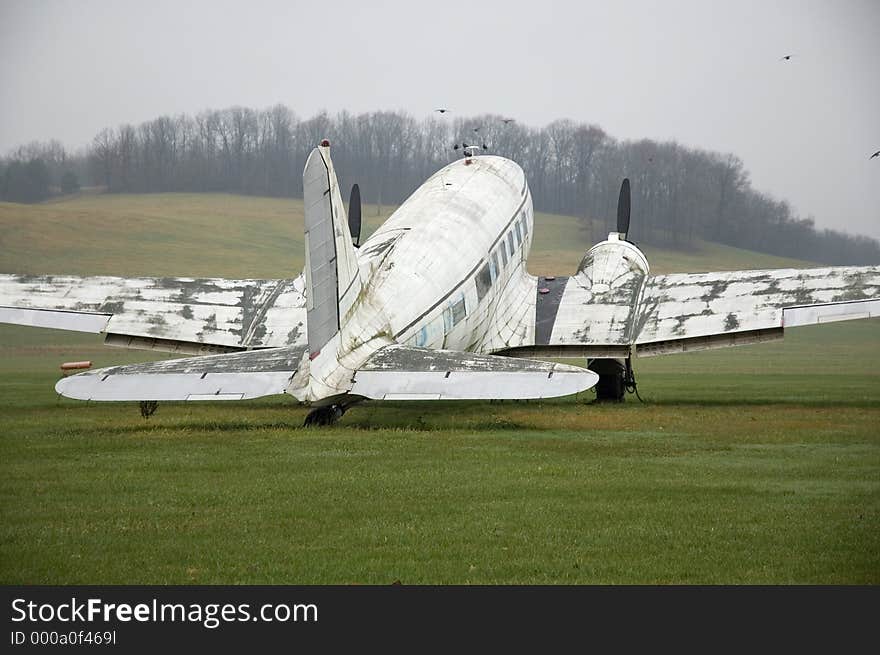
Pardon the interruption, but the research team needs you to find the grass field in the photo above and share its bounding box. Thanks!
[1,193,878,584]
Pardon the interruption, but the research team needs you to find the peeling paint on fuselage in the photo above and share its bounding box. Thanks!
[293,155,540,401]
[346,155,537,354]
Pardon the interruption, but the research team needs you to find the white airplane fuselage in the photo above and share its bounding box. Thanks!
[300,155,542,402]
[360,155,536,351]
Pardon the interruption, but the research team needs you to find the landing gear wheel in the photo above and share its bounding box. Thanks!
[587,359,626,403]
[303,404,345,427]
[587,357,644,403]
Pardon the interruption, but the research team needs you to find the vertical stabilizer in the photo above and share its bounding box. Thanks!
[302,142,363,359]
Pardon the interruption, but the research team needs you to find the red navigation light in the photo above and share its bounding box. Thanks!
[320,139,330,147]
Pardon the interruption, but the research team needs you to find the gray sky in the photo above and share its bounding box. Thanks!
[2,0,878,238]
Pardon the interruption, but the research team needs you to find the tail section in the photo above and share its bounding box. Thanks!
[302,141,363,359]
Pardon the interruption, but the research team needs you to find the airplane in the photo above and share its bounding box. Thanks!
[1,140,878,425]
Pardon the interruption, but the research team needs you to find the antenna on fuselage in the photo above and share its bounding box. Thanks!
[452,142,489,158]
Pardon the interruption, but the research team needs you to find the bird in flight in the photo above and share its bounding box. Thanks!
[501,118,515,125]
[871,150,880,160]
[780,54,794,61]
[435,108,451,114]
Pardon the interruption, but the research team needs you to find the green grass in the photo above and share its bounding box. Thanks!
[1,193,878,584]
[0,194,394,278]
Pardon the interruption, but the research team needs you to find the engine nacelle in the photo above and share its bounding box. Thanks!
[577,232,650,296]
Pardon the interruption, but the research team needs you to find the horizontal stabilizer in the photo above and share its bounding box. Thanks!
[56,345,307,401]
[350,345,598,400]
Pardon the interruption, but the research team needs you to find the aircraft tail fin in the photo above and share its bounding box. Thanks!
[303,142,363,359]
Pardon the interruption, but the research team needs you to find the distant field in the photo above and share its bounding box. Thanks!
[0,193,877,584]
[0,193,815,277]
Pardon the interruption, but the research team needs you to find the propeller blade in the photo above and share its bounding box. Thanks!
[616,178,631,237]
[348,183,362,248]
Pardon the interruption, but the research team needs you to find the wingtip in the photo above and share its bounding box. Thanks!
[54,373,87,400]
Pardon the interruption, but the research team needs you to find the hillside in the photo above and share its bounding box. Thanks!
[0,193,818,278]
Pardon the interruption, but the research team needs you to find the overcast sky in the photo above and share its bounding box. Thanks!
[2,0,878,238]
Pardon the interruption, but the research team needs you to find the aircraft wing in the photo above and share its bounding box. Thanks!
[350,345,598,400]
[56,345,307,401]
[634,265,880,355]
[529,264,879,356]
[0,274,307,352]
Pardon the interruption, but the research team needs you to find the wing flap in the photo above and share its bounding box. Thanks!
[55,345,307,401]
[350,345,598,400]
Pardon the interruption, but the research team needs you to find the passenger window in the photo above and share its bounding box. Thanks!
[489,253,499,281]
[508,231,515,254]
[500,242,508,266]
[451,295,466,325]
[416,325,428,347]
[476,262,492,300]
[443,307,453,332]
[514,222,522,246]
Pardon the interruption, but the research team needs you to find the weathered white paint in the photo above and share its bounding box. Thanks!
[0,274,307,350]
[56,371,295,401]
[350,346,597,399]
[303,145,362,357]
[295,152,548,402]
[549,234,649,346]
[55,345,305,401]
[636,266,880,346]
[4,144,879,406]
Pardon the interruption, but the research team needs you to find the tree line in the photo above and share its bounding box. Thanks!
[0,140,84,202]
[1,106,877,265]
